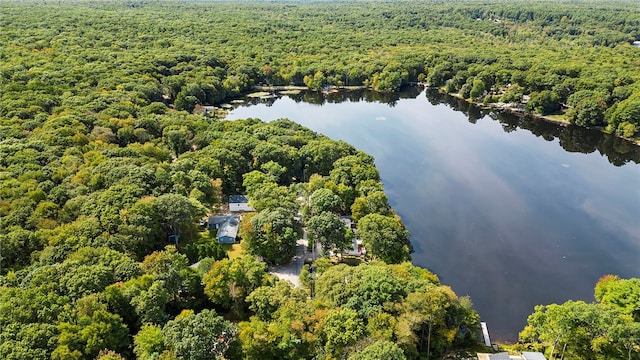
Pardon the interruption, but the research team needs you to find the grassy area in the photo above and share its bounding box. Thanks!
[195,229,244,258]
[221,243,244,258]
[544,113,570,124]
[247,91,271,98]
[195,229,216,242]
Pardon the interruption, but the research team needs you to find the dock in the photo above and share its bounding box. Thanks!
[481,321,492,347]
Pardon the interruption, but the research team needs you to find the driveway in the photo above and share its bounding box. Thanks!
[269,230,319,287]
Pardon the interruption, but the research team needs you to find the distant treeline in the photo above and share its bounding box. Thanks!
[1,0,640,138]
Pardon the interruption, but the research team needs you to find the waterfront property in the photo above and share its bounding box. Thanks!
[343,238,366,257]
[340,216,366,257]
[225,90,640,341]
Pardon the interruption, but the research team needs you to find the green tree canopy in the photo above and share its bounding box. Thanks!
[520,276,640,360]
[357,214,412,264]
[162,309,237,360]
[306,211,349,254]
[203,256,271,318]
[241,207,302,265]
[309,188,343,215]
[349,340,407,360]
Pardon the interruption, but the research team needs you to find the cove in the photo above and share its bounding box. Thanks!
[225,88,640,342]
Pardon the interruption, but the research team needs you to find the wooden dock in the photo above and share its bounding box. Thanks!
[481,321,492,347]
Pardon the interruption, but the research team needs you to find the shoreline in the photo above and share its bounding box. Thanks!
[226,85,639,146]
[439,88,640,146]
[253,85,368,92]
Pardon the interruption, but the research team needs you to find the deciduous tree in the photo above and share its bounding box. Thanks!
[203,256,270,318]
[162,309,237,360]
[357,214,411,264]
[306,211,349,254]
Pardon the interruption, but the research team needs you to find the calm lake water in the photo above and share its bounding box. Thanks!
[225,88,640,342]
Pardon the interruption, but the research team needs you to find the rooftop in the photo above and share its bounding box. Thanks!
[477,353,515,360]
[229,194,249,203]
[217,218,239,239]
[522,352,547,360]
[477,352,547,360]
[209,215,233,225]
[208,215,241,233]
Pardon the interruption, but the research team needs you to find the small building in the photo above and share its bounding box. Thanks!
[343,238,366,257]
[208,215,241,244]
[193,104,217,116]
[633,41,640,47]
[229,195,254,212]
[338,216,364,257]
[339,216,353,229]
[208,215,231,230]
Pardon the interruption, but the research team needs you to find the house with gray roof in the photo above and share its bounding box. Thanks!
[208,215,241,244]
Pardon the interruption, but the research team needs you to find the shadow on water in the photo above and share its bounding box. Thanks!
[238,86,640,167]
[240,86,423,107]
[423,88,640,167]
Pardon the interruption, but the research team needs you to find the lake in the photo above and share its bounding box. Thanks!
[225,88,640,342]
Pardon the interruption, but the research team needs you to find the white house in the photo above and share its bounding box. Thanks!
[343,238,366,257]
[339,216,365,257]
[229,195,253,212]
[339,216,353,229]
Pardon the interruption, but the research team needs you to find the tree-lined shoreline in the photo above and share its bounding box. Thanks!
[2,0,640,139]
[1,1,639,359]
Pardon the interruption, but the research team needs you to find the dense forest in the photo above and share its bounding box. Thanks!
[0,110,480,359]
[1,0,639,359]
[1,0,640,138]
